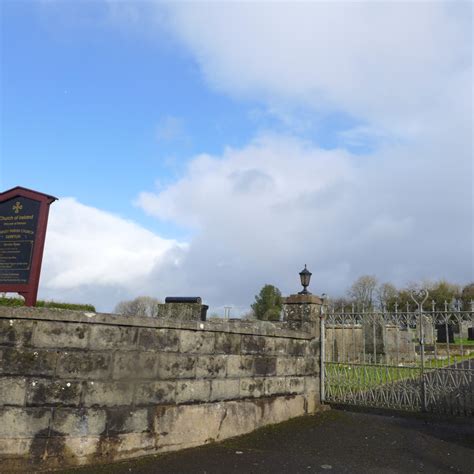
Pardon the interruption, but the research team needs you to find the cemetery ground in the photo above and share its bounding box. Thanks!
[325,352,474,395]
[60,408,474,474]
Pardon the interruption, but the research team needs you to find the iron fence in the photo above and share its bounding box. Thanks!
[321,292,474,416]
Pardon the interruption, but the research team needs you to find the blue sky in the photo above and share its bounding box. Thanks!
[1,1,471,312]
[2,1,361,235]
[2,1,257,238]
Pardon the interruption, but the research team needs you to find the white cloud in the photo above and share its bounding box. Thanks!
[39,198,184,311]
[162,1,471,136]
[136,133,472,309]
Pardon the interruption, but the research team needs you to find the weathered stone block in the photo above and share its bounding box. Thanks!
[179,331,215,354]
[288,339,307,356]
[306,389,323,414]
[97,431,157,461]
[286,376,305,394]
[254,394,306,427]
[195,355,226,378]
[176,380,211,403]
[57,351,112,379]
[214,332,241,354]
[0,407,51,437]
[51,408,106,436]
[0,438,32,457]
[156,353,195,380]
[88,325,137,351]
[264,377,286,396]
[0,319,35,347]
[32,322,89,349]
[302,356,319,375]
[241,335,267,354]
[83,381,133,407]
[304,376,318,394]
[135,381,176,405]
[215,400,259,440]
[106,407,149,434]
[210,379,240,401]
[137,328,179,352]
[296,357,309,375]
[62,434,108,464]
[276,357,296,376]
[273,338,290,356]
[0,377,26,405]
[158,303,202,321]
[226,355,253,377]
[305,338,319,356]
[264,338,276,354]
[150,403,222,448]
[112,352,157,380]
[253,357,277,376]
[26,378,82,407]
[0,348,58,376]
[240,378,264,398]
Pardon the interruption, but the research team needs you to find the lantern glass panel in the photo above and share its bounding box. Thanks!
[300,273,310,287]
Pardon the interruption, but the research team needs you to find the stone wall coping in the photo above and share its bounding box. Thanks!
[0,307,312,340]
[284,294,323,305]
[325,323,363,328]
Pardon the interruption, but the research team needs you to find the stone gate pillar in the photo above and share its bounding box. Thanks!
[283,292,325,409]
[283,293,323,337]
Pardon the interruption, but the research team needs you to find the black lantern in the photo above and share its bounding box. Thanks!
[298,264,312,295]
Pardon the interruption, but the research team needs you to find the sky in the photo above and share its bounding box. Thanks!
[1,1,472,314]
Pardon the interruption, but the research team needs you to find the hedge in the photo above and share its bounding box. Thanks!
[0,297,96,312]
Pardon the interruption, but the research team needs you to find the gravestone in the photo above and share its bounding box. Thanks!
[436,324,454,343]
[0,186,57,306]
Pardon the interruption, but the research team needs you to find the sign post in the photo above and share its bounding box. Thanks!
[0,186,57,306]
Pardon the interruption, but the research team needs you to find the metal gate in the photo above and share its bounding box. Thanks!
[321,290,474,416]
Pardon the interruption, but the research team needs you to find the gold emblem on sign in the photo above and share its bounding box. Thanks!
[12,201,23,214]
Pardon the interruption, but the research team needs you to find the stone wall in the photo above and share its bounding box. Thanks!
[0,306,321,471]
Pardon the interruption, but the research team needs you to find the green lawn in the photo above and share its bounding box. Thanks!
[425,352,474,369]
[454,338,474,346]
[325,352,474,393]
[325,363,419,392]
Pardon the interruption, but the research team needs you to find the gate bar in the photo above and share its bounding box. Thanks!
[411,289,429,412]
[320,295,326,403]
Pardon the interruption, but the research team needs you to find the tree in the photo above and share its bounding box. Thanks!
[386,280,462,312]
[251,284,283,321]
[425,280,461,310]
[376,282,398,310]
[348,275,378,310]
[390,288,412,312]
[326,296,353,312]
[461,283,474,311]
[114,296,162,317]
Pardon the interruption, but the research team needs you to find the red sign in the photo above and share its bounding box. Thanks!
[0,187,57,306]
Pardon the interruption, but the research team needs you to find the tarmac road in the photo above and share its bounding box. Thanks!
[61,408,474,474]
